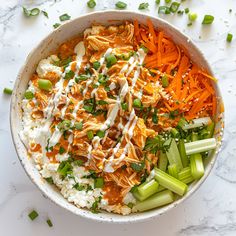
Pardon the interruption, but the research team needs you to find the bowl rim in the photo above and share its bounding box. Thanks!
[10,10,224,223]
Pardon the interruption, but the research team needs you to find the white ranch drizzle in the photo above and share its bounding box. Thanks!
[104,109,136,173]
[41,42,86,152]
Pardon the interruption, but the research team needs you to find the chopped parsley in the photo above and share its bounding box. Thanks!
[59,146,65,155]
[45,177,54,184]
[130,162,145,172]
[73,183,85,191]
[64,70,75,80]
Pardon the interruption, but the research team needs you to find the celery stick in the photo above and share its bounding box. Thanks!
[170,128,180,138]
[191,132,198,142]
[154,168,188,196]
[132,189,146,201]
[205,122,215,138]
[157,151,168,172]
[190,153,204,180]
[134,190,174,212]
[185,138,216,155]
[182,117,212,130]
[156,185,166,193]
[165,138,183,172]
[137,179,159,199]
[177,117,188,129]
[168,164,178,179]
[178,139,189,167]
[178,167,194,184]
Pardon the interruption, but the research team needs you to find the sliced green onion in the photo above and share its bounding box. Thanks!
[191,132,198,142]
[45,177,54,184]
[42,10,49,18]
[227,33,233,42]
[38,79,52,91]
[75,121,83,130]
[184,138,217,155]
[96,130,105,138]
[188,12,198,21]
[204,122,215,139]
[22,7,30,17]
[190,153,204,180]
[24,91,34,99]
[87,130,94,140]
[157,151,168,172]
[165,0,171,3]
[202,15,214,24]
[165,138,183,172]
[3,87,13,95]
[64,70,75,80]
[53,23,61,28]
[170,128,179,138]
[154,168,188,196]
[134,190,174,212]
[23,7,40,17]
[59,13,71,22]
[152,108,158,124]
[94,177,104,188]
[30,8,40,16]
[46,219,53,227]
[137,179,159,199]
[59,146,65,154]
[177,10,184,15]
[168,164,178,179]
[178,139,189,168]
[121,102,128,111]
[178,167,194,184]
[161,75,169,88]
[93,61,100,70]
[182,117,212,130]
[87,0,96,8]
[138,2,149,10]
[177,117,188,129]
[155,0,160,4]
[57,161,72,177]
[170,2,180,13]
[76,74,90,82]
[133,98,142,108]
[130,162,145,172]
[28,210,39,221]
[184,8,189,14]
[105,54,117,67]
[115,1,127,9]
[158,6,171,14]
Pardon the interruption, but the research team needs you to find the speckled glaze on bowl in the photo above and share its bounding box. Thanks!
[10,10,224,223]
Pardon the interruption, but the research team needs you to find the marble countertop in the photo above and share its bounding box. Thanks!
[1,0,236,235]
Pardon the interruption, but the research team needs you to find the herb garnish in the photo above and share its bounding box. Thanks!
[130,162,145,172]
[59,13,71,22]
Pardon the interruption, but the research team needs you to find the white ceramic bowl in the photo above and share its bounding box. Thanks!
[10,10,224,223]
